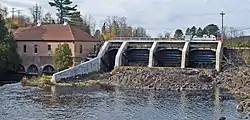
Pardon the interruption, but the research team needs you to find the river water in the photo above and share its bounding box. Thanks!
[0,83,247,120]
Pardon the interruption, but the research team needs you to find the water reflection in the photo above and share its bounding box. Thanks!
[0,84,246,120]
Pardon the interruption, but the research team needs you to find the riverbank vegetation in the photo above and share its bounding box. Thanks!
[224,42,250,47]
[21,75,54,86]
[21,72,110,87]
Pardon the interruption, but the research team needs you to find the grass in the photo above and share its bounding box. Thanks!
[21,75,55,87]
[21,74,102,87]
[224,42,250,47]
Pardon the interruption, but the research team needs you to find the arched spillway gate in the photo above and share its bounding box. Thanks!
[123,42,152,66]
[154,42,185,67]
[100,42,122,72]
[51,38,223,82]
[188,42,218,69]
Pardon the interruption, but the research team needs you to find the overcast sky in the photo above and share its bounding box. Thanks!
[1,0,250,36]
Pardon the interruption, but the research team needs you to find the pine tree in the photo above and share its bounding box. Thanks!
[49,0,77,23]
[185,28,191,35]
[196,27,203,37]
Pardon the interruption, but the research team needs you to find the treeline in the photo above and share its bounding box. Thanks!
[1,1,247,41]
[1,0,149,41]
[49,0,149,40]
[173,24,220,38]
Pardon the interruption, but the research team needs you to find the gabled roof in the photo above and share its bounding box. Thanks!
[14,24,98,41]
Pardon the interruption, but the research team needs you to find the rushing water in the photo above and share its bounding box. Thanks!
[0,83,247,120]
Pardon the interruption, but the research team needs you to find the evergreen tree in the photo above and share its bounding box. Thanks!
[49,0,77,23]
[174,29,183,38]
[53,43,73,71]
[185,28,191,35]
[190,26,197,37]
[196,27,203,37]
[0,14,20,72]
[68,12,91,34]
[203,24,220,37]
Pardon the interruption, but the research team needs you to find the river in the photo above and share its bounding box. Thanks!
[0,83,247,120]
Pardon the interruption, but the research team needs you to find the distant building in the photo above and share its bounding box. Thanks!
[14,23,100,74]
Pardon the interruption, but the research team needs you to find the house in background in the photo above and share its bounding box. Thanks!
[14,23,100,74]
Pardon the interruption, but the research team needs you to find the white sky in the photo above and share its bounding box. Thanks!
[2,0,250,36]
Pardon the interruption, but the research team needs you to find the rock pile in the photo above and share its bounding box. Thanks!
[105,67,218,90]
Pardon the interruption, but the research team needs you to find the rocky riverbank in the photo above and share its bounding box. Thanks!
[102,66,250,113]
[104,67,217,90]
[216,66,250,112]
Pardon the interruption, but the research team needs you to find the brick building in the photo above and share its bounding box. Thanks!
[14,23,100,74]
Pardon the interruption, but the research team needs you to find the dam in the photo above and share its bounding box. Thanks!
[51,36,223,82]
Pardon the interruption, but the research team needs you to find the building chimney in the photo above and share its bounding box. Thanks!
[37,20,41,26]
[63,21,68,26]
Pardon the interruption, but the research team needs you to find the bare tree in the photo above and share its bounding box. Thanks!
[224,26,245,38]
[18,15,31,27]
[43,12,53,24]
[82,14,96,35]
[164,32,171,38]
[133,27,147,37]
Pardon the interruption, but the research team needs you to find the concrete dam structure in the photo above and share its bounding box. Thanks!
[51,36,223,82]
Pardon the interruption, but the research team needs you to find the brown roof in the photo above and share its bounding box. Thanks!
[14,24,97,41]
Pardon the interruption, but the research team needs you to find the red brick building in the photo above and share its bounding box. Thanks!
[14,24,100,74]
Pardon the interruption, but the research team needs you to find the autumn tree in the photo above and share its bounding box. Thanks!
[101,16,148,40]
[53,43,73,71]
[49,0,77,24]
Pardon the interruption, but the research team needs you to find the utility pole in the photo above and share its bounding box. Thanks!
[17,10,21,18]
[220,11,225,41]
[11,8,15,20]
[33,4,41,24]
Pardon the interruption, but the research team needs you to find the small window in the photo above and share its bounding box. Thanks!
[48,45,51,51]
[23,44,26,53]
[34,44,38,53]
[80,45,83,54]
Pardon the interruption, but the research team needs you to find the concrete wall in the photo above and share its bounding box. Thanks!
[51,41,110,82]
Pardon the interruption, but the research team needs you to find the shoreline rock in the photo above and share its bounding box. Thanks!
[105,67,217,91]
